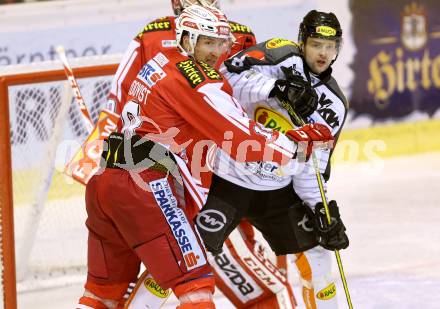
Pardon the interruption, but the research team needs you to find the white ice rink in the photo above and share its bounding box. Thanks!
[19,152,440,309]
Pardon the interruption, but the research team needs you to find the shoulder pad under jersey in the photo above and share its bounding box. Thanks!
[228,20,254,35]
[198,61,223,81]
[228,20,256,55]
[225,38,301,73]
[136,16,174,38]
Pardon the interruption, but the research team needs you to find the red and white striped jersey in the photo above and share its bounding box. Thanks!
[117,46,297,217]
[106,15,259,210]
[108,16,256,116]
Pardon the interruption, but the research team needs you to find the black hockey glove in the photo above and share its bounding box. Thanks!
[306,200,349,251]
[269,71,318,122]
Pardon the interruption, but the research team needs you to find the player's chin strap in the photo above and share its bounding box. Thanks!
[277,98,354,309]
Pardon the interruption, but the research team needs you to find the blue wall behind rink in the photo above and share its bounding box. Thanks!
[350,0,440,121]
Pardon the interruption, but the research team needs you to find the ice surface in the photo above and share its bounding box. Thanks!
[20,152,440,308]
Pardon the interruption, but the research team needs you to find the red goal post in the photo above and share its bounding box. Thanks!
[0,56,120,309]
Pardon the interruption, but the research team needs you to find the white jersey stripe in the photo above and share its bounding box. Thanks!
[110,40,140,102]
[172,153,206,209]
[76,305,93,309]
[199,84,251,134]
[117,50,138,102]
[268,140,296,158]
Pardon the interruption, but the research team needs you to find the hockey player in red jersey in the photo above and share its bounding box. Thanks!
[102,1,299,309]
[76,5,334,309]
[108,0,256,116]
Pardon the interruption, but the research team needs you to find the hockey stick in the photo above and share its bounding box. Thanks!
[56,45,94,132]
[281,99,354,309]
[56,45,119,185]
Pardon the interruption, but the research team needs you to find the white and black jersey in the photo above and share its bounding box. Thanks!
[215,38,348,207]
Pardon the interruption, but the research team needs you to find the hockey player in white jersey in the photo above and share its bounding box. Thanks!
[195,10,349,309]
[111,1,300,309]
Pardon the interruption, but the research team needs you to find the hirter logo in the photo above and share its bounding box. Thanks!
[401,3,428,51]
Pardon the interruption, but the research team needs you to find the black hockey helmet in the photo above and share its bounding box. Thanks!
[171,0,220,16]
[298,10,342,47]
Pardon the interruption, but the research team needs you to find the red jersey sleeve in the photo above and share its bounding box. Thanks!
[108,16,176,114]
[159,58,296,165]
[229,21,257,56]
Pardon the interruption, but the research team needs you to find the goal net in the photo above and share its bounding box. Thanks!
[0,55,121,308]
